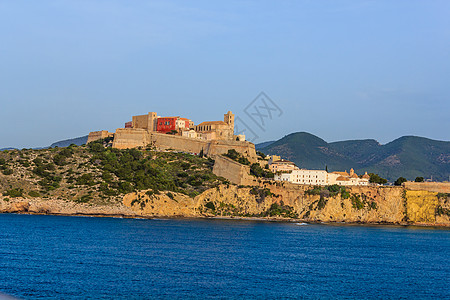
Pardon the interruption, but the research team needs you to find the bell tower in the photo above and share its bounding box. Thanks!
[224,111,234,129]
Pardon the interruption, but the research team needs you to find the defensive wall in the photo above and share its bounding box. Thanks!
[403,182,450,193]
[87,130,114,144]
[111,129,257,161]
[212,155,257,185]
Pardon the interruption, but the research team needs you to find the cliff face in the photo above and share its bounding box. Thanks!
[119,183,450,226]
[1,184,448,226]
[0,197,136,217]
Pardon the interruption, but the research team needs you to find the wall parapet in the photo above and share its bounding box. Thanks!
[403,182,450,193]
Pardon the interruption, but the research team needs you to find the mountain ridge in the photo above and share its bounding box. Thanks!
[259,132,450,182]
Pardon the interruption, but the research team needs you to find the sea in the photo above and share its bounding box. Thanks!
[0,214,449,299]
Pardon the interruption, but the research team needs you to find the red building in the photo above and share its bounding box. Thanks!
[156,117,190,134]
[124,121,132,128]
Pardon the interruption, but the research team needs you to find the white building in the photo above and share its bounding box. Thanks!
[275,168,370,186]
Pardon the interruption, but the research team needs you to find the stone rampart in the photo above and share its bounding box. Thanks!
[212,155,256,185]
[403,182,450,193]
[112,128,149,149]
[87,130,114,144]
[111,129,257,160]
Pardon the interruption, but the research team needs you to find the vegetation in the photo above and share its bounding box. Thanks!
[249,187,273,203]
[436,205,450,217]
[304,185,377,211]
[3,188,24,198]
[223,149,250,165]
[0,141,227,204]
[394,177,407,186]
[415,177,424,182]
[436,193,449,200]
[249,163,274,179]
[256,151,266,160]
[369,173,387,185]
[258,201,298,218]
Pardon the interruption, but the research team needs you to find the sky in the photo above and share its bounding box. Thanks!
[0,0,449,148]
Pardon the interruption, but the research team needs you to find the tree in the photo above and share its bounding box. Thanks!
[368,173,387,185]
[394,177,407,186]
[415,176,424,182]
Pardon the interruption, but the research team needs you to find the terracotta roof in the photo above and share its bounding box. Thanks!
[350,174,359,178]
[271,159,295,164]
[333,171,349,176]
[336,176,350,181]
[197,121,228,126]
[362,174,370,179]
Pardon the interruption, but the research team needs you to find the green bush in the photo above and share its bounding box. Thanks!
[369,173,387,185]
[77,173,95,186]
[305,186,322,196]
[3,188,24,198]
[394,177,407,186]
[2,168,13,175]
[351,194,364,210]
[205,201,216,210]
[28,191,41,198]
[341,188,350,199]
[317,196,327,210]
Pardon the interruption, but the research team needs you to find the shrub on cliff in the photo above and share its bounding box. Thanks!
[2,168,13,175]
[28,191,41,198]
[3,188,24,198]
[394,177,407,186]
[77,173,95,186]
[369,173,387,185]
[250,163,274,178]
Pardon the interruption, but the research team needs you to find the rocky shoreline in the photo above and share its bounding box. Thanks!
[1,183,449,227]
[1,196,449,228]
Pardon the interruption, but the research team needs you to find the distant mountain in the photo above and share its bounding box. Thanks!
[50,135,88,148]
[0,148,17,151]
[259,132,450,182]
[255,141,275,150]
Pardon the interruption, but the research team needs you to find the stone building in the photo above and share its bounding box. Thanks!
[195,111,235,141]
[131,112,159,131]
[87,109,255,159]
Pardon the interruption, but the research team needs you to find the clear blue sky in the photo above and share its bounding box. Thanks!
[1,0,449,148]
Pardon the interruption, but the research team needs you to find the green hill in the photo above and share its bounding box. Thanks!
[260,132,450,182]
[50,135,88,148]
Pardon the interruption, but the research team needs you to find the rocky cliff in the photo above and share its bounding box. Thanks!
[119,183,449,226]
[1,183,448,226]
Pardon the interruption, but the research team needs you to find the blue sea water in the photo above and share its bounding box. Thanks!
[0,214,449,299]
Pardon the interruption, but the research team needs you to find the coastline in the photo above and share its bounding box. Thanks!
[2,209,449,228]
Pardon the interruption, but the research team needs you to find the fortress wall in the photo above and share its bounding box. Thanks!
[212,155,256,185]
[149,132,208,154]
[87,130,114,144]
[112,130,258,161]
[112,128,149,149]
[208,140,257,162]
[404,182,450,193]
[132,115,150,129]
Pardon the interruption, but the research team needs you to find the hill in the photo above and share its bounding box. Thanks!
[255,141,275,150]
[260,132,450,182]
[50,135,88,148]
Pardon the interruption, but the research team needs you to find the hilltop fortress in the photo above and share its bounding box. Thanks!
[87,111,257,161]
